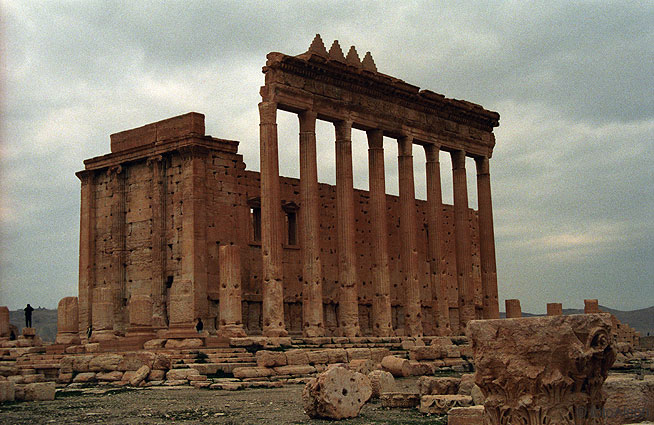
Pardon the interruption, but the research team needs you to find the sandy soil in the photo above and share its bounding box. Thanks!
[0,378,446,425]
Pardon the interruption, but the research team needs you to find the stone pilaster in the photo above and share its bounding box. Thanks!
[451,150,475,330]
[475,156,499,319]
[217,244,247,338]
[367,129,393,337]
[56,297,80,345]
[468,314,616,425]
[75,170,95,337]
[259,102,288,337]
[425,145,450,336]
[335,120,360,337]
[175,146,209,335]
[398,136,423,337]
[148,155,168,329]
[299,110,324,337]
[108,165,127,334]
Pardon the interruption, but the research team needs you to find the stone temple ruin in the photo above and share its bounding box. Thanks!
[74,33,501,345]
[1,36,651,423]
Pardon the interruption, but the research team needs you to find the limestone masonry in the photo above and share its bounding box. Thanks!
[73,34,501,343]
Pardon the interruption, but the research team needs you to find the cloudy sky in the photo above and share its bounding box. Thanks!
[1,1,652,313]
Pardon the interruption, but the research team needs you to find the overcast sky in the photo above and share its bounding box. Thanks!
[1,1,652,313]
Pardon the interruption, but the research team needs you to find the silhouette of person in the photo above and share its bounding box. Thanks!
[24,304,34,328]
[196,318,204,332]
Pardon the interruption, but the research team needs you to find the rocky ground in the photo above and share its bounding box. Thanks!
[0,377,445,425]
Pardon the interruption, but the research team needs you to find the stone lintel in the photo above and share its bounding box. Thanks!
[110,112,205,153]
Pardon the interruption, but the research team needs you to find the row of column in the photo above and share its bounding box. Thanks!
[259,101,499,337]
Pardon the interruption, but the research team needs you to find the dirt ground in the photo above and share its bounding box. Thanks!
[0,378,446,425]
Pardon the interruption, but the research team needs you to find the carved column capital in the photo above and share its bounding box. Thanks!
[298,110,317,132]
[475,155,490,175]
[147,155,164,167]
[259,101,278,124]
[424,144,441,163]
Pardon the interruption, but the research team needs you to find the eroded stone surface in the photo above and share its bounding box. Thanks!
[468,314,616,425]
[302,366,372,419]
[368,370,394,398]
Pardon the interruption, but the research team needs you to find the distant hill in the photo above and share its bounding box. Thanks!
[9,307,57,342]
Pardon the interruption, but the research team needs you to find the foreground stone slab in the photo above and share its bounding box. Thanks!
[24,382,55,401]
[468,314,615,425]
[302,366,372,419]
[0,381,15,402]
[419,395,472,414]
[603,375,654,425]
[447,406,485,425]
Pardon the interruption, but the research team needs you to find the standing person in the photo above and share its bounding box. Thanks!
[24,304,34,328]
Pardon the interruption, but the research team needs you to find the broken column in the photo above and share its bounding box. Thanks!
[451,150,475,329]
[90,286,116,341]
[335,120,359,337]
[259,101,287,337]
[0,306,9,338]
[547,302,562,316]
[425,144,450,335]
[217,244,246,338]
[398,135,423,337]
[505,299,522,318]
[367,129,393,337]
[55,297,81,345]
[584,299,600,314]
[298,110,324,337]
[468,314,616,425]
[302,366,372,419]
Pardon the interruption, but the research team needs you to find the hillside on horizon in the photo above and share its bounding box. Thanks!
[8,305,654,343]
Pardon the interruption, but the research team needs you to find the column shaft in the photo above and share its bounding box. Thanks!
[149,156,168,328]
[108,166,126,333]
[398,136,423,337]
[76,171,95,337]
[299,111,324,337]
[451,150,475,329]
[367,130,393,336]
[218,244,247,337]
[259,102,288,337]
[425,145,450,335]
[475,156,500,319]
[335,120,359,337]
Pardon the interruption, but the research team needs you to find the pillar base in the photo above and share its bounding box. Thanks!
[125,326,156,339]
[55,333,81,345]
[160,326,206,340]
[89,330,118,342]
[262,327,288,337]
[302,326,325,338]
[217,325,247,338]
[337,326,360,338]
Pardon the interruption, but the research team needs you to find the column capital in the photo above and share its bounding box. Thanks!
[298,110,317,132]
[451,149,466,169]
[475,155,490,175]
[258,101,278,124]
[398,135,413,156]
[146,155,164,166]
[424,144,441,163]
[366,129,383,149]
[334,119,352,141]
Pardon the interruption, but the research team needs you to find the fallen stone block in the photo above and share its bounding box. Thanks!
[72,372,97,383]
[447,406,485,425]
[407,361,435,376]
[147,369,165,381]
[381,355,410,377]
[165,368,199,381]
[457,374,475,396]
[368,370,394,398]
[232,367,275,379]
[24,382,55,401]
[89,354,123,372]
[380,392,420,408]
[256,350,287,368]
[302,366,372,419]
[419,376,460,395]
[164,338,203,349]
[143,339,166,349]
[0,381,15,402]
[273,365,316,376]
[419,395,473,415]
[604,375,654,425]
[348,359,375,375]
[129,365,150,386]
[96,371,123,381]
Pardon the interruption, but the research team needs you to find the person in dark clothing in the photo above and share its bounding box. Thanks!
[24,304,34,328]
[196,318,203,332]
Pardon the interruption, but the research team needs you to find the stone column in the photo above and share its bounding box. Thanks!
[299,111,324,337]
[505,299,522,318]
[425,144,450,336]
[75,170,95,336]
[218,244,247,337]
[335,120,360,337]
[56,297,80,345]
[547,303,563,316]
[367,129,393,337]
[584,299,600,314]
[0,306,10,338]
[108,165,127,334]
[468,314,616,425]
[148,155,167,329]
[475,156,499,319]
[451,150,475,329]
[259,102,288,337]
[90,286,116,341]
[398,135,423,337]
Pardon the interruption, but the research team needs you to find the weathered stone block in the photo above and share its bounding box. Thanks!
[0,381,15,402]
[419,376,460,396]
[129,365,151,386]
[380,392,420,408]
[256,350,287,368]
[302,366,372,419]
[447,406,485,425]
[381,355,410,377]
[24,382,55,401]
[368,370,394,398]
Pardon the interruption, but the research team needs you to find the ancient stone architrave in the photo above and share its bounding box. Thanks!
[217,244,247,338]
[547,302,563,316]
[467,314,616,425]
[505,299,522,318]
[55,297,81,345]
[74,36,500,341]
